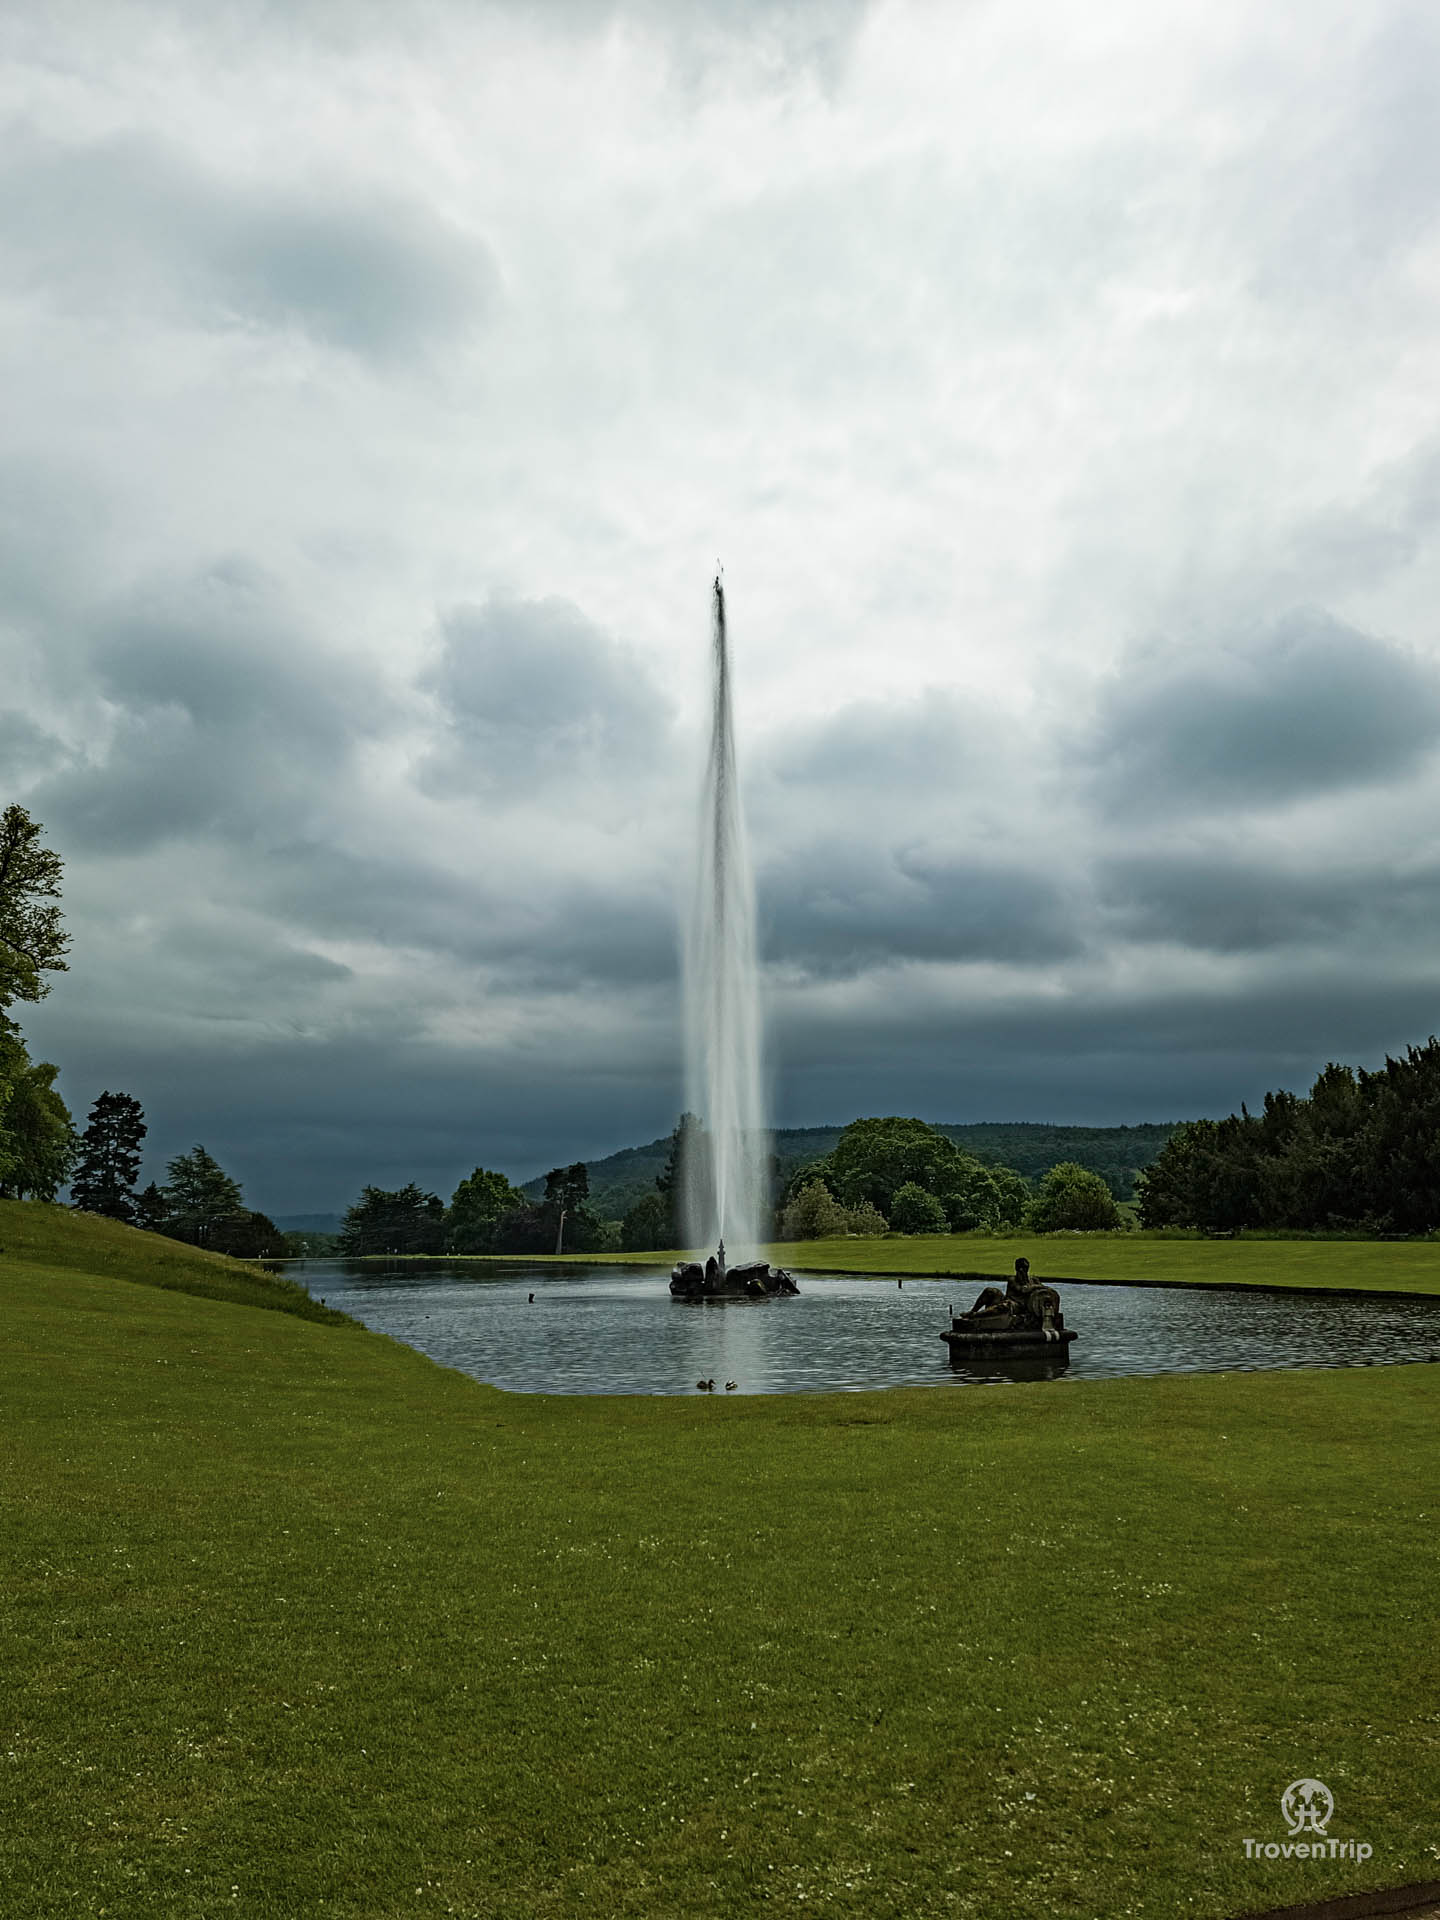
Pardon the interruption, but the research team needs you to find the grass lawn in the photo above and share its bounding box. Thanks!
[3,1206,1437,1918]
[474,1232,1440,1296]
[776,1232,1440,1295]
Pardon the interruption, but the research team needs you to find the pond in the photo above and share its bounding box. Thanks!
[292,1261,1440,1396]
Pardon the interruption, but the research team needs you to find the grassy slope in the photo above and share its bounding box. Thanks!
[3,1212,1438,1918]
[468,1231,1440,1295]
[0,1199,355,1325]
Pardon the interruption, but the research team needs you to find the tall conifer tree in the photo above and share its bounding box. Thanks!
[71,1091,147,1222]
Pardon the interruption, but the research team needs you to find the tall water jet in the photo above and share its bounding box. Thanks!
[683,573,767,1259]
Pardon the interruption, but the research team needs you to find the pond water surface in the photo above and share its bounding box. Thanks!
[293,1261,1440,1396]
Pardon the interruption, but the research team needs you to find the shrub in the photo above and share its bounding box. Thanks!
[889,1182,949,1235]
[844,1199,889,1236]
[778,1179,849,1241]
[1025,1162,1123,1232]
[622,1192,671,1251]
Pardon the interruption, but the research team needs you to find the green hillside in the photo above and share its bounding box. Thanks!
[1,1200,1435,1918]
[520,1130,679,1216]
[0,1198,354,1326]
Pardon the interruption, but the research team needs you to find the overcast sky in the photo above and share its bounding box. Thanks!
[5,0,1440,1213]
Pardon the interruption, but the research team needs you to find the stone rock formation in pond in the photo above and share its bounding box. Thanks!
[940,1256,1076,1361]
[671,1239,799,1299]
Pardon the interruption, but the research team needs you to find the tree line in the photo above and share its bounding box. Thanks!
[336,1161,606,1257]
[768,1114,1124,1239]
[324,1114,1128,1260]
[1137,1039,1440,1234]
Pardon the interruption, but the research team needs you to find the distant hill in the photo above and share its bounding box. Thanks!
[930,1122,1180,1196]
[523,1119,1181,1218]
[519,1136,677,1219]
[274,1212,344,1236]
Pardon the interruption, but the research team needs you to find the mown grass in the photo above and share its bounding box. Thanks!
[1,1198,357,1325]
[3,1212,1438,1918]
[457,1232,1440,1295]
[780,1232,1440,1294]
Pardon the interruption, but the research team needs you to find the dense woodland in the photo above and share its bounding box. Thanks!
[520,1118,1179,1221]
[324,1116,1122,1255]
[1137,1041,1440,1233]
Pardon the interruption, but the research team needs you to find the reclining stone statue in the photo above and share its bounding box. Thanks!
[941,1257,1076,1359]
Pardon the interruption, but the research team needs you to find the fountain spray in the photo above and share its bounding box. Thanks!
[682,573,768,1260]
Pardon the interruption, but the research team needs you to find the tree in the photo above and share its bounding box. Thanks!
[0,805,69,1010]
[846,1198,889,1236]
[889,1181,949,1234]
[71,1092,147,1223]
[541,1163,604,1254]
[0,1020,75,1200]
[986,1166,1033,1229]
[1026,1162,1124,1232]
[1355,1039,1440,1233]
[162,1145,246,1247]
[1136,1117,1258,1230]
[775,1177,890,1241]
[208,1211,286,1259]
[485,1202,552,1254]
[447,1166,526,1253]
[655,1114,704,1245]
[133,1183,172,1234]
[778,1178,849,1240]
[282,1230,340,1257]
[828,1117,960,1214]
[338,1184,446,1255]
[621,1191,671,1251]
[816,1115,1029,1231]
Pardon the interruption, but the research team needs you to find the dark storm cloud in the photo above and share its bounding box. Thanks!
[767,690,999,798]
[255,843,679,991]
[29,1003,685,1212]
[0,711,67,781]
[760,842,1079,977]
[1098,853,1440,956]
[0,460,113,624]
[162,917,354,1001]
[773,959,1440,1134]
[749,691,1078,977]
[420,596,676,797]
[0,133,494,358]
[1087,610,1440,813]
[33,560,374,852]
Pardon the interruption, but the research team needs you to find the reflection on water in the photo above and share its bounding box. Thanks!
[291,1261,1440,1396]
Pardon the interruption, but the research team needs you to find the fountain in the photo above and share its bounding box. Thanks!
[670,575,797,1301]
